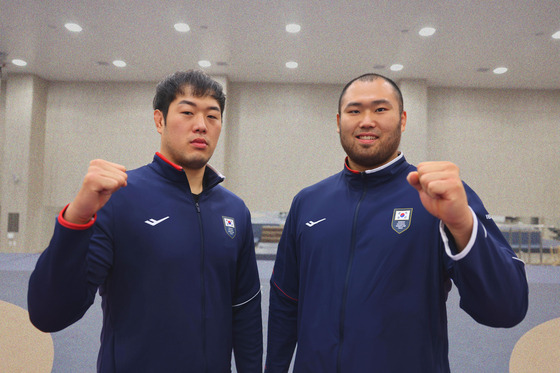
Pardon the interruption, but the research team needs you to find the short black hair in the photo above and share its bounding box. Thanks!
[338,73,403,115]
[153,69,226,120]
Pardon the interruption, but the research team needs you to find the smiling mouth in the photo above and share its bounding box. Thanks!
[356,134,378,140]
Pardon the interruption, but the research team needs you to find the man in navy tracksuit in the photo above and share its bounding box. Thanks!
[265,74,528,372]
[28,70,262,372]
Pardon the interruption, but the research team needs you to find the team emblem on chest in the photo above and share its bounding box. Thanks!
[223,216,236,239]
[392,208,412,234]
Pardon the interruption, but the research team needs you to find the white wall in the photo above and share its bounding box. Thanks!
[1,75,48,252]
[0,78,6,212]
[1,75,559,251]
[43,81,159,207]
[224,82,345,211]
[427,88,560,226]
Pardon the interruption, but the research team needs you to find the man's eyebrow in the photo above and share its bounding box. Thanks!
[177,99,196,107]
[344,101,363,109]
[344,99,392,109]
[177,100,220,112]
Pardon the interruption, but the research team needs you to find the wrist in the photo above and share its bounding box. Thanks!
[444,208,475,252]
[60,204,96,227]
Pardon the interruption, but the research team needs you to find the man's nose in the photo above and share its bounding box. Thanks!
[193,114,208,132]
[359,111,376,127]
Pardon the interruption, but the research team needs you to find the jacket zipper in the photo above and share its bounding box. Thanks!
[195,200,207,372]
[337,174,367,373]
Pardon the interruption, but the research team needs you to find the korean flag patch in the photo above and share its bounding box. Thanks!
[392,208,412,234]
[223,216,236,239]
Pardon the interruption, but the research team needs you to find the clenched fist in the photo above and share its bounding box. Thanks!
[64,159,128,225]
[407,161,473,251]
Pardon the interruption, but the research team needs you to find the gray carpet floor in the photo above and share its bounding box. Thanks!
[1,254,559,372]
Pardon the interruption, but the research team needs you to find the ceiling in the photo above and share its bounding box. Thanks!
[1,0,559,89]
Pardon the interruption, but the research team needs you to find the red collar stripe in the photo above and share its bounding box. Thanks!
[156,152,182,171]
[344,157,361,174]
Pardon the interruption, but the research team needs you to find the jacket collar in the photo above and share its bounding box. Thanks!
[149,152,225,191]
[342,153,410,186]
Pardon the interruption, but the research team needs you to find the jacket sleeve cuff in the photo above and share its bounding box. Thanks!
[57,204,96,230]
[440,206,478,261]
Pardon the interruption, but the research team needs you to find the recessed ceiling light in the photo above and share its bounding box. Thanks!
[285,61,298,69]
[493,67,508,74]
[418,27,436,37]
[174,23,190,33]
[198,60,211,68]
[113,60,127,68]
[286,24,301,33]
[390,64,403,71]
[64,23,83,32]
[12,59,27,67]
[552,31,560,39]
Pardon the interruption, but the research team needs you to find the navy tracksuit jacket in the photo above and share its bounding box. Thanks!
[266,154,528,373]
[28,154,262,372]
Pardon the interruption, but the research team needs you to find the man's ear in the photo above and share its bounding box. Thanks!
[400,111,407,133]
[154,110,165,134]
[336,113,341,134]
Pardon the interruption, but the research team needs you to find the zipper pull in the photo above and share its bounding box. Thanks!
[195,202,201,213]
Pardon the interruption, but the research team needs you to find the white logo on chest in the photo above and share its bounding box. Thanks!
[306,218,326,227]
